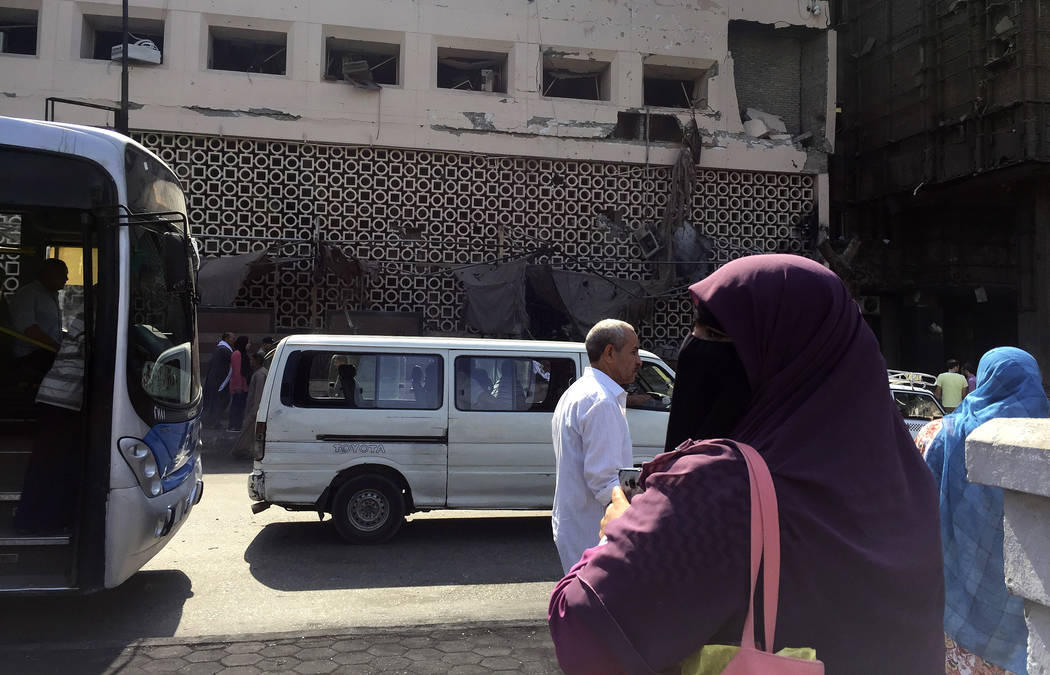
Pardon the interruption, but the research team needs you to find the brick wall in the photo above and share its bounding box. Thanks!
[728,21,803,134]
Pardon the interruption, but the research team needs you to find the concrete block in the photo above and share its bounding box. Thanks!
[745,107,788,133]
[1003,490,1050,604]
[967,418,1050,498]
[744,118,769,138]
[1027,602,1050,675]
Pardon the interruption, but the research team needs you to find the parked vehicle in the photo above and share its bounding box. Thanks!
[888,370,945,439]
[0,117,202,593]
[248,335,674,542]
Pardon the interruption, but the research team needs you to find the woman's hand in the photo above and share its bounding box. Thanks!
[599,486,631,539]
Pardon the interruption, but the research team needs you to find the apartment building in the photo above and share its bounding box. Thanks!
[834,0,1050,375]
[0,0,834,353]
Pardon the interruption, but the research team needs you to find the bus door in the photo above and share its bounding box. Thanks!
[0,162,116,592]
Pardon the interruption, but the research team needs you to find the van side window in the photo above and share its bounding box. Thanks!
[292,351,443,410]
[454,356,576,412]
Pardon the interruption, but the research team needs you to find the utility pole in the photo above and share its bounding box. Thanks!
[115,0,129,134]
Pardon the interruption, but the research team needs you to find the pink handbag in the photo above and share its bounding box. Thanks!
[714,443,824,674]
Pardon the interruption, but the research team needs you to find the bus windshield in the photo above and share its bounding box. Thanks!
[127,222,199,412]
[125,146,200,421]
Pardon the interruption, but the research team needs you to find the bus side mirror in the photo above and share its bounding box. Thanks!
[161,232,191,287]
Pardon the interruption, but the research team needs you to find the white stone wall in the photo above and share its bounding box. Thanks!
[1,0,833,341]
[0,0,833,169]
[967,418,1050,675]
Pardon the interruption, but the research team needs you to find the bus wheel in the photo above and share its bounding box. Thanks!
[332,475,404,543]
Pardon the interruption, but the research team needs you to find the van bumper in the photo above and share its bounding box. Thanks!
[248,469,265,502]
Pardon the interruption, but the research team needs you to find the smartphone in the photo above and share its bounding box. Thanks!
[618,467,643,502]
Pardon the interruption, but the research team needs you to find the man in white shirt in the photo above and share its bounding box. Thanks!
[8,258,68,380]
[551,318,642,574]
[9,258,67,353]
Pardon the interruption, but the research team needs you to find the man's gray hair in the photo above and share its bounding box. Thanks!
[585,319,635,363]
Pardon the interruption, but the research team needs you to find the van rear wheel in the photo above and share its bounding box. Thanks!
[331,475,404,543]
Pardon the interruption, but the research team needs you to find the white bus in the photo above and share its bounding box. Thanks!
[0,117,203,593]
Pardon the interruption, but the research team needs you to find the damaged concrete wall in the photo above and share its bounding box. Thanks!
[0,0,834,174]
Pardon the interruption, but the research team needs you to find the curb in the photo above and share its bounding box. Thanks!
[0,617,551,653]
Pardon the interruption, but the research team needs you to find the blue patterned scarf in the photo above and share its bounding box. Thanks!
[925,347,1049,674]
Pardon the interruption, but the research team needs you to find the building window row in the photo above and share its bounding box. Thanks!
[0,5,713,107]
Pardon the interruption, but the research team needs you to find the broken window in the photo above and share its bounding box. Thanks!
[208,26,286,75]
[613,112,683,143]
[729,21,827,137]
[542,52,610,101]
[436,47,507,93]
[80,14,164,64]
[0,7,38,56]
[325,37,399,89]
[642,62,712,109]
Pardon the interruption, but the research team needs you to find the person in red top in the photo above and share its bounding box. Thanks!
[227,336,252,431]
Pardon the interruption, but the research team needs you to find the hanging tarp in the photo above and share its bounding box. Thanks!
[452,258,529,337]
[197,251,273,307]
[540,267,651,339]
[455,261,654,340]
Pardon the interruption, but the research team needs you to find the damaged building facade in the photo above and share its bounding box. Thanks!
[834,0,1050,375]
[0,0,834,355]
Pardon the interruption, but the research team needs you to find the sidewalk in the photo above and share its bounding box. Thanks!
[3,620,560,674]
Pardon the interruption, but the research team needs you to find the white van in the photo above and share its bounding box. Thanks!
[248,335,675,542]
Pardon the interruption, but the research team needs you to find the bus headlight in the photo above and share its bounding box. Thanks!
[119,437,163,497]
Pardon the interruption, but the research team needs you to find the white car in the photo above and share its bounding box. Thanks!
[888,370,945,439]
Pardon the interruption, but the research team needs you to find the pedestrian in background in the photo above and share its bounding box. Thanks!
[232,352,268,459]
[257,336,275,358]
[551,318,641,575]
[201,332,234,428]
[926,347,1049,675]
[935,358,969,411]
[962,361,978,399]
[227,336,251,432]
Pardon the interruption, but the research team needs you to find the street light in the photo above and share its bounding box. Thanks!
[115,0,129,134]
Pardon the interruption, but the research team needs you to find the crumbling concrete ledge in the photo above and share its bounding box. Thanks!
[967,417,1050,675]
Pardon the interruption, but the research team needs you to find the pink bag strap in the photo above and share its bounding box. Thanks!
[735,442,781,654]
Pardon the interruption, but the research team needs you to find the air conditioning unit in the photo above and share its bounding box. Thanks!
[859,295,881,315]
[111,39,162,65]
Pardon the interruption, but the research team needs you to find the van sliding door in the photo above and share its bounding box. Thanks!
[447,351,580,509]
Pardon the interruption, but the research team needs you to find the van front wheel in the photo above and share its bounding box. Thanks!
[332,475,405,543]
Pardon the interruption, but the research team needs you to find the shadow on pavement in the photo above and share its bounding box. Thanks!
[245,514,563,591]
[0,569,193,673]
[199,427,254,475]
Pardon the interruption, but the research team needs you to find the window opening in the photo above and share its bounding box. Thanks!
[208,26,286,75]
[0,7,38,55]
[325,37,398,89]
[454,356,576,412]
[437,47,508,93]
[613,112,683,143]
[542,52,610,101]
[642,63,710,109]
[81,14,163,63]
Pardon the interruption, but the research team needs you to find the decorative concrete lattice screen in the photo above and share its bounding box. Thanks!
[135,132,815,352]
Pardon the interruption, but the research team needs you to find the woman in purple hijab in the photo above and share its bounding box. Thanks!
[548,254,945,674]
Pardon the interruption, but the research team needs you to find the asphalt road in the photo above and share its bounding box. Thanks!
[0,446,564,648]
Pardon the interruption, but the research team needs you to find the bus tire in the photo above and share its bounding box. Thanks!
[331,475,404,543]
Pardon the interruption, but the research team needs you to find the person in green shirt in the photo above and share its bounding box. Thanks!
[935,358,969,411]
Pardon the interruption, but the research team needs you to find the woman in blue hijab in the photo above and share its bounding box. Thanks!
[925,347,1050,674]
